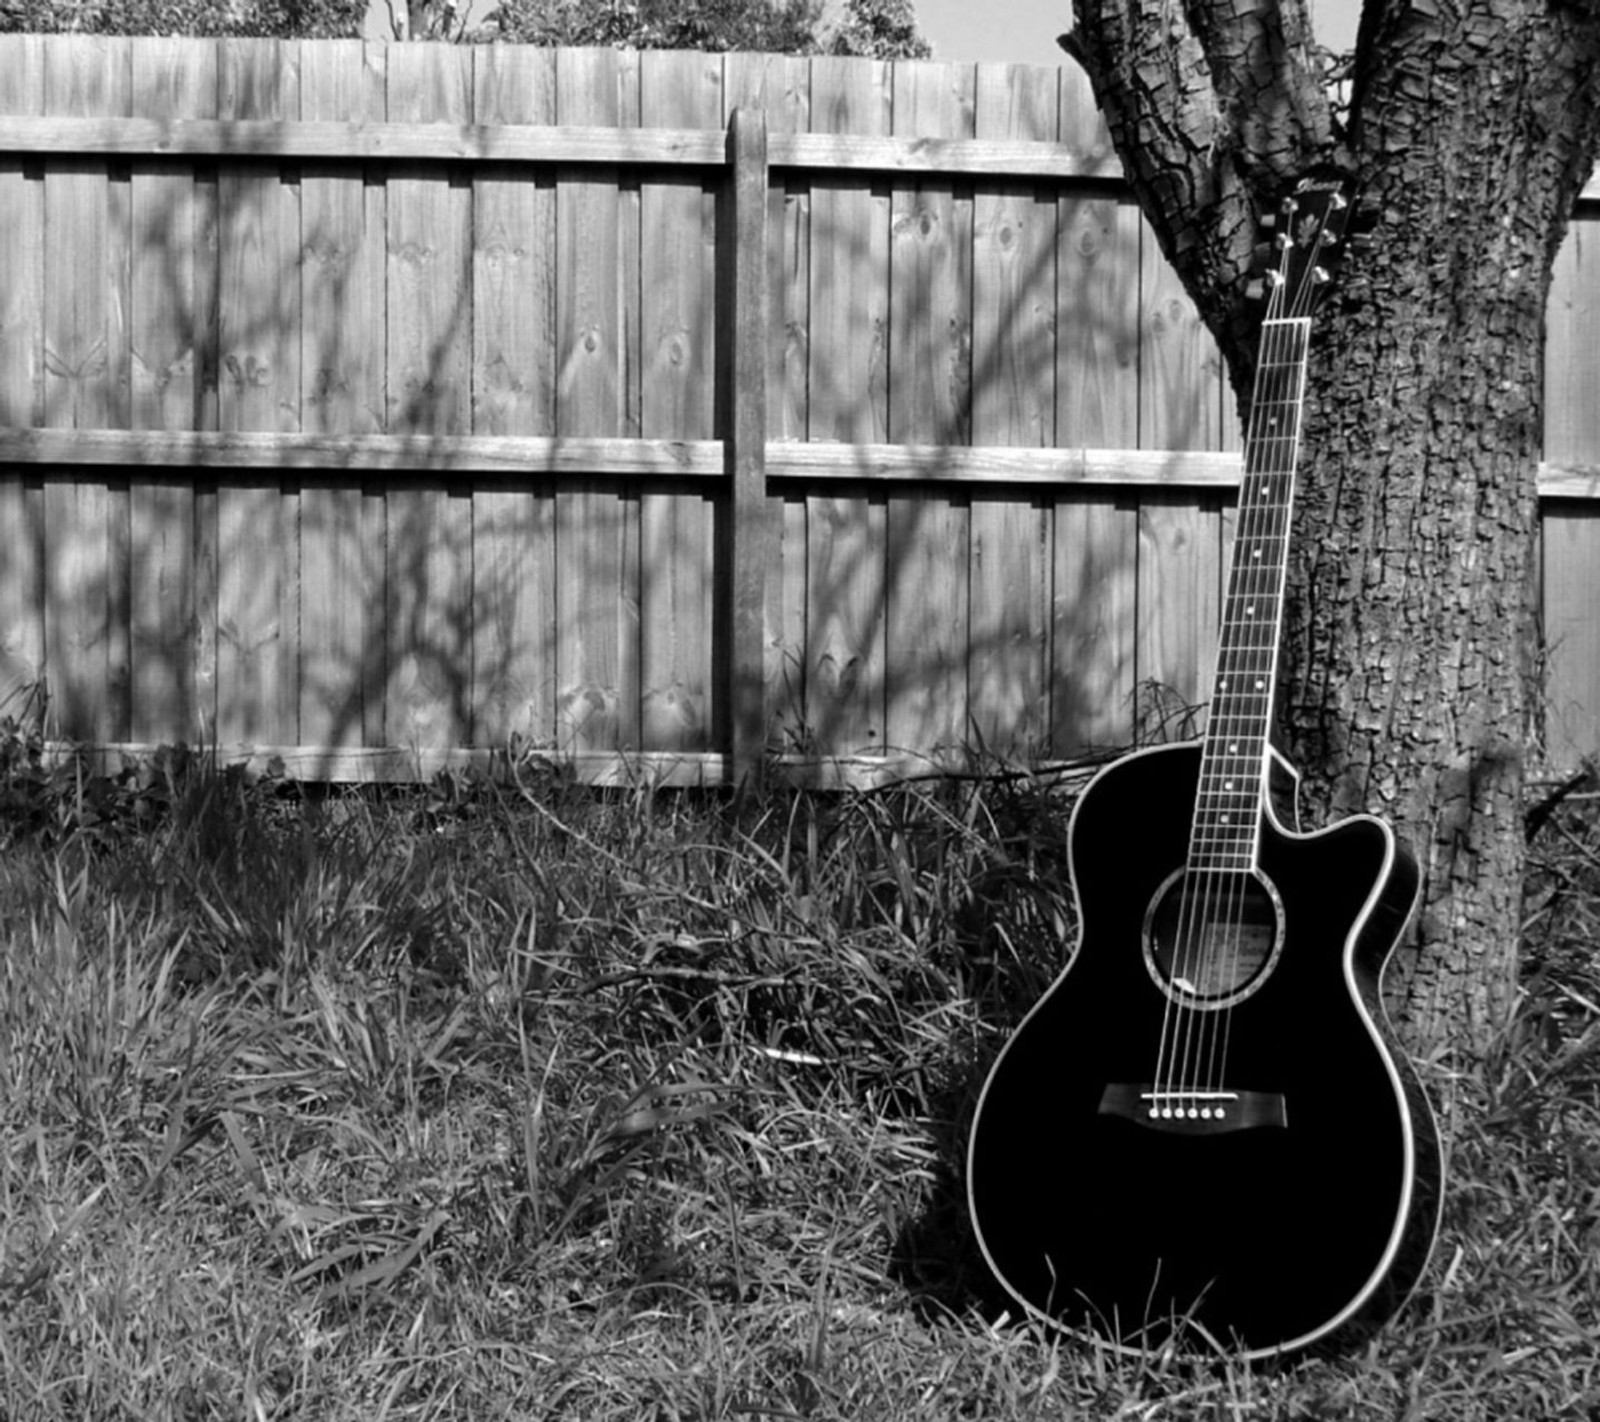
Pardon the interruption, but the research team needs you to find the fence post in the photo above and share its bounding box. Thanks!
[726,106,769,786]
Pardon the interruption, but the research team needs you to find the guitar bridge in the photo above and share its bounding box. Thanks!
[1098,1083,1288,1134]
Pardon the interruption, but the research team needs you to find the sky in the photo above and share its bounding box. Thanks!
[917,0,1362,63]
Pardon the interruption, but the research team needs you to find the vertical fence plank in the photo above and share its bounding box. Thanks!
[807,59,889,444]
[639,51,719,755]
[131,40,210,431]
[42,36,128,742]
[1547,219,1600,465]
[1056,60,1138,450]
[805,56,889,757]
[0,37,44,431]
[889,61,973,446]
[1053,496,1137,751]
[1138,216,1220,453]
[129,40,212,744]
[968,63,1055,757]
[1135,490,1217,739]
[1543,505,1600,763]
[556,47,639,755]
[384,44,474,756]
[972,65,1056,449]
[885,60,972,762]
[191,43,221,738]
[1134,212,1227,729]
[724,53,808,444]
[1053,68,1140,755]
[1055,198,1141,447]
[218,41,300,434]
[1544,218,1600,762]
[216,38,299,747]
[725,53,809,745]
[42,36,124,431]
[726,105,770,783]
[385,46,471,438]
[302,42,385,437]
[472,46,556,440]
[300,40,386,759]
[619,49,644,446]
[471,45,557,749]
[0,37,45,717]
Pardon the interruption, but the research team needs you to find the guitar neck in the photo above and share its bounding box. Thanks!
[1190,316,1312,872]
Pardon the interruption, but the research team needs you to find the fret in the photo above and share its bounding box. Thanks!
[1186,859,1257,876]
[1200,762,1266,779]
[1193,822,1261,845]
[1194,807,1261,827]
[1193,797,1262,813]
[1190,843,1257,860]
[1186,846,1258,869]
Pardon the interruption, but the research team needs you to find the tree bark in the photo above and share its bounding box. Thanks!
[1065,0,1600,1055]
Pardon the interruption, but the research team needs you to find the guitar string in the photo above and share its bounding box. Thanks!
[1150,279,1291,1117]
[1191,312,1295,1111]
[1207,219,1331,1106]
[1203,312,1298,1104]
[1203,316,1292,1100]
[1154,202,1335,1115]
[1155,207,1333,1117]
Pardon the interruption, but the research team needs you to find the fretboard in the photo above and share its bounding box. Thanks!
[1189,317,1311,872]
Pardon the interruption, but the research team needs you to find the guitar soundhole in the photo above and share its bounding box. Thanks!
[1142,868,1285,1008]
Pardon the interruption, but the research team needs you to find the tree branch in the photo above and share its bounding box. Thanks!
[1062,0,1340,398]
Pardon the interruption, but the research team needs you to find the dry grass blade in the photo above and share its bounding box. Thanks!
[0,737,1597,1418]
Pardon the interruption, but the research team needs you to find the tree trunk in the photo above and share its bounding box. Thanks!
[1065,0,1600,1055]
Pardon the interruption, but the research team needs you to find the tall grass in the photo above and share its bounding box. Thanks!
[0,730,1597,1419]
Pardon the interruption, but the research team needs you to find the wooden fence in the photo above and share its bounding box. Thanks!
[0,34,1596,783]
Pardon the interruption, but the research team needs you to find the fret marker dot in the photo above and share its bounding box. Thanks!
[1255,679,1265,690]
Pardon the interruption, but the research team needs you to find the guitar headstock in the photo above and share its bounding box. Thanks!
[1258,173,1356,321]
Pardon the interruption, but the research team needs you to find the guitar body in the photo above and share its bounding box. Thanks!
[966,742,1442,1358]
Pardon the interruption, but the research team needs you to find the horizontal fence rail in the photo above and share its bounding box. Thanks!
[1,428,1597,494]
[0,116,1120,178]
[0,34,1597,783]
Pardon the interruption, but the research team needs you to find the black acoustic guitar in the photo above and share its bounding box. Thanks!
[966,178,1442,1359]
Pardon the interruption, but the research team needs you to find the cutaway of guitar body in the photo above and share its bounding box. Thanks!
[965,741,1443,1359]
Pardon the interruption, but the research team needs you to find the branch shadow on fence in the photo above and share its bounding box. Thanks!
[0,36,1247,781]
